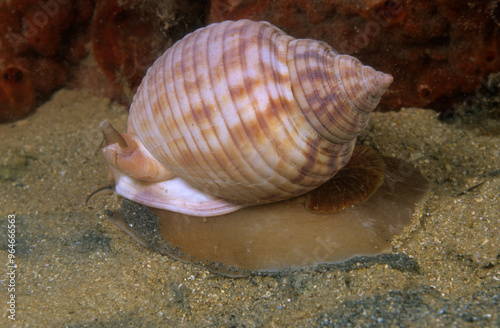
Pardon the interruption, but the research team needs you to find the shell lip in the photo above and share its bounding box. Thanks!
[112,170,245,217]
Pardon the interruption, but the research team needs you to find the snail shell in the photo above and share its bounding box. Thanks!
[100,19,392,216]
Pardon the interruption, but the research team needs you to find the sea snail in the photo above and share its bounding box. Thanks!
[99,19,393,217]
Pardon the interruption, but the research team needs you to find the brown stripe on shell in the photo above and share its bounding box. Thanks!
[223,20,309,201]
[318,51,364,141]
[181,21,255,201]
[258,33,331,192]
[330,68,369,140]
[165,35,210,179]
[302,43,352,141]
[287,39,388,144]
[236,22,288,196]
[217,22,276,200]
[192,23,248,187]
[286,39,345,143]
[289,41,353,143]
[181,23,231,185]
[198,22,250,195]
[219,20,276,198]
[252,23,303,197]
[135,30,209,184]
[250,23,339,199]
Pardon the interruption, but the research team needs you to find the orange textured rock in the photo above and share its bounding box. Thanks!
[207,0,500,111]
[0,0,95,123]
[0,60,36,123]
[90,0,205,105]
[91,0,169,102]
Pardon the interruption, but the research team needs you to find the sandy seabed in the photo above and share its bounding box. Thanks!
[0,89,498,327]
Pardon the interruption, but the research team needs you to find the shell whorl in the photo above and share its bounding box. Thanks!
[287,39,392,143]
[129,20,392,204]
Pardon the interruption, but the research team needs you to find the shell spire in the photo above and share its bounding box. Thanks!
[287,39,392,144]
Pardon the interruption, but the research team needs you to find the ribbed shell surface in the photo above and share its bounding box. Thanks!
[129,20,376,204]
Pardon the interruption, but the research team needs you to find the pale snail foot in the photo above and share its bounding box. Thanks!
[114,150,429,276]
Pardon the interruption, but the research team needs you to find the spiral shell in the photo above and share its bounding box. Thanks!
[125,19,392,204]
[100,19,392,216]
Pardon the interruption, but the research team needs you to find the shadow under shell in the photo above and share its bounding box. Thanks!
[117,153,429,277]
